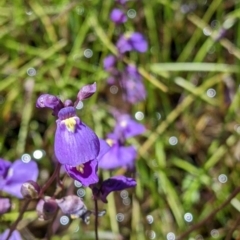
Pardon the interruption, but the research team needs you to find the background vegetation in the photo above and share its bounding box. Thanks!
[1,0,240,239]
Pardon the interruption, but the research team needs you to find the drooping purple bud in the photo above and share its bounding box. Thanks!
[100,176,136,203]
[110,8,127,24]
[36,197,58,221]
[103,55,117,71]
[36,94,64,116]
[77,82,97,102]
[64,99,74,107]
[21,180,40,199]
[56,195,87,219]
[0,198,11,215]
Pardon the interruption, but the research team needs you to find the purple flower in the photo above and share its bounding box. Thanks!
[0,229,22,240]
[36,83,100,167]
[110,8,127,24]
[98,138,137,170]
[0,159,39,199]
[0,198,11,215]
[64,139,110,186]
[103,55,117,71]
[100,176,136,203]
[116,32,148,54]
[113,114,145,139]
[120,65,146,103]
[55,107,100,166]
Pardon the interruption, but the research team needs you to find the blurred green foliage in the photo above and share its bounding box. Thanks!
[1,0,240,239]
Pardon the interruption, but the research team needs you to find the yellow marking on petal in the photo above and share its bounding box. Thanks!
[76,164,84,174]
[62,117,76,132]
[106,138,114,147]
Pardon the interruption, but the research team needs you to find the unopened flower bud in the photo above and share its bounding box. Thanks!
[0,198,11,215]
[21,180,40,199]
[77,82,96,101]
[36,197,58,221]
[56,195,87,219]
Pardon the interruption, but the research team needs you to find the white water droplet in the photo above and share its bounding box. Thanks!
[60,215,69,225]
[210,229,219,238]
[120,190,128,199]
[33,150,45,160]
[27,67,36,76]
[146,215,154,224]
[206,88,216,98]
[166,232,175,240]
[127,9,136,19]
[21,153,31,163]
[84,49,93,58]
[203,27,212,36]
[135,111,144,121]
[218,174,228,183]
[110,85,118,94]
[74,180,82,188]
[77,188,85,197]
[76,101,84,109]
[116,213,124,222]
[169,136,178,145]
[122,198,131,205]
[184,212,193,222]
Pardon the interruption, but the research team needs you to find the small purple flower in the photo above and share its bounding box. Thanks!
[0,229,22,240]
[110,8,127,24]
[103,55,117,71]
[64,139,110,186]
[113,114,145,139]
[0,159,39,199]
[100,176,136,203]
[120,65,146,103]
[55,107,100,166]
[116,32,148,54]
[98,138,137,170]
[36,83,100,167]
[0,198,11,215]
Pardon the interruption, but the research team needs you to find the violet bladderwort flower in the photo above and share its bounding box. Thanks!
[120,64,146,104]
[99,114,145,170]
[110,8,127,24]
[0,159,39,199]
[36,82,100,167]
[116,32,148,54]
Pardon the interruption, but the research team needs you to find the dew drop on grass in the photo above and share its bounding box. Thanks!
[21,153,31,163]
[60,215,69,225]
[146,215,154,224]
[148,230,156,239]
[203,27,212,36]
[33,150,45,160]
[76,101,84,110]
[206,88,216,98]
[27,67,36,76]
[135,111,144,121]
[156,112,161,120]
[74,180,82,188]
[166,232,175,240]
[77,188,85,197]
[84,49,93,58]
[169,136,178,145]
[211,20,220,29]
[218,174,228,183]
[127,9,136,19]
[184,212,193,222]
[120,190,128,199]
[123,198,131,206]
[116,213,124,222]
